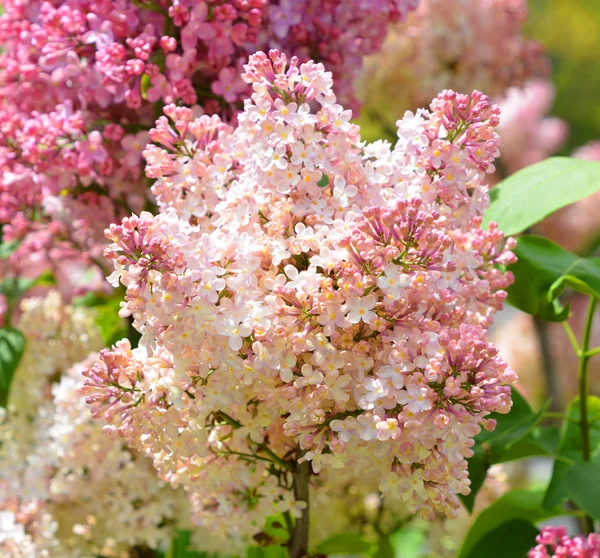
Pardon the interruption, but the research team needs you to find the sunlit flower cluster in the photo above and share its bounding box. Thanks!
[0,293,183,556]
[82,49,516,545]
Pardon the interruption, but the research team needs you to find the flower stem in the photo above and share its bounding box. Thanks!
[288,460,310,558]
[534,316,562,411]
[578,296,597,534]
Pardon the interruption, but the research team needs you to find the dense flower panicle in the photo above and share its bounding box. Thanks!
[0,0,418,306]
[0,293,184,556]
[529,527,600,558]
[85,50,515,542]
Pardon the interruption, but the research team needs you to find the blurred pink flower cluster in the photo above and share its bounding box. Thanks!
[494,79,568,176]
[529,527,600,558]
[0,0,417,304]
[82,50,516,543]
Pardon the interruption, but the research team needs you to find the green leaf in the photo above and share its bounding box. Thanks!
[461,519,538,558]
[389,524,427,558]
[506,235,600,321]
[566,451,600,521]
[544,396,600,508]
[483,157,600,235]
[74,293,129,347]
[500,425,561,462]
[161,530,222,558]
[0,239,20,259]
[247,546,287,558]
[315,532,371,554]
[375,534,395,558]
[0,328,26,408]
[141,74,152,100]
[263,515,289,543]
[459,489,564,557]
[0,271,56,302]
[461,389,545,512]
[317,174,329,187]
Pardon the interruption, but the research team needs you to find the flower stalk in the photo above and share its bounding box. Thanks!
[288,460,311,558]
[578,296,597,534]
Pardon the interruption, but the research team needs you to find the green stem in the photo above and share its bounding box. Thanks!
[543,411,579,424]
[255,443,292,470]
[585,346,600,358]
[579,297,597,534]
[563,321,582,356]
[535,316,562,411]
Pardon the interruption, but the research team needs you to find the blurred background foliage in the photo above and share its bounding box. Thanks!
[528,0,600,154]
[357,0,600,153]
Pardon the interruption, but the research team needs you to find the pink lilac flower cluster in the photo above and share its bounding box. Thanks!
[361,0,547,129]
[529,527,600,558]
[83,50,516,541]
[0,0,418,305]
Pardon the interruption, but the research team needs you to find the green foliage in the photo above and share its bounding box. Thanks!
[459,489,564,558]
[0,239,20,259]
[565,451,600,522]
[506,235,600,321]
[141,74,152,100]
[500,425,561,462]
[315,532,371,554]
[461,389,545,512]
[246,546,287,558]
[461,519,539,558]
[528,0,600,153]
[317,174,330,187]
[374,535,395,558]
[263,515,290,544]
[0,271,55,303]
[0,327,26,408]
[544,396,600,508]
[483,157,600,235]
[159,531,221,558]
[74,292,131,347]
[388,524,427,558]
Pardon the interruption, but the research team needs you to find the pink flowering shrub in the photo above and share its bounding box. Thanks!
[81,49,516,545]
[529,527,600,558]
[0,0,418,304]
